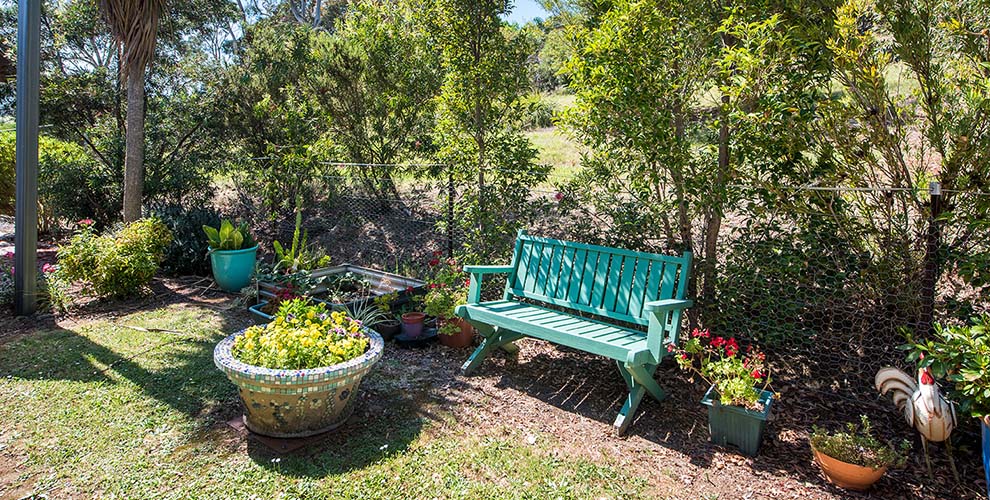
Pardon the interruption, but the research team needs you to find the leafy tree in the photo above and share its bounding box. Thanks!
[818,0,990,325]
[216,20,328,217]
[563,0,833,319]
[432,0,549,260]
[308,1,442,204]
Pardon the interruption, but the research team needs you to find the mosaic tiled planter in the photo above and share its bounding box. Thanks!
[214,329,384,438]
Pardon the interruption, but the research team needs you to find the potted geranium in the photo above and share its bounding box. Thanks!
[904,316,990,499]
[810,415,910,491]
[423,254,473,348]
[214,298,383,437]
[673,329,773,456]
[203,220,257,292]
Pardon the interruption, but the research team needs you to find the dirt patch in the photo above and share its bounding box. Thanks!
[382,338,982,499]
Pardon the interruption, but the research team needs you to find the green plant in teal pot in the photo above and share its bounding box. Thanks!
[203,220,258,292]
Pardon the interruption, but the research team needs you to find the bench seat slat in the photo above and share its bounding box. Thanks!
[459,300,648,361]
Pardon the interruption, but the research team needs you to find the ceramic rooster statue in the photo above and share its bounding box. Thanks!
[875,364,958,479]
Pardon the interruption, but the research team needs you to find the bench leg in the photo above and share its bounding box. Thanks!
[613,362,665,436]
[626,363,666,402]
[461,327,524,376]
[614,385,645,436]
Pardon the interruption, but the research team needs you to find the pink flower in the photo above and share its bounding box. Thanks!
[666,344,675,353]
[42,263,55,274]
[2,252,12,260]
[78,218,94,226]
[554,192,564,201]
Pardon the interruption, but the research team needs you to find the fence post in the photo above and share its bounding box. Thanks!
[920,181,941,337]
[447,164,454,258]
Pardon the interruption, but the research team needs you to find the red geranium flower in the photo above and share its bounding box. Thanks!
[428,259,440,267]
[751,369,764,380]
[554,192,564,201]
[666,344,675,352]
[711,337,725,348]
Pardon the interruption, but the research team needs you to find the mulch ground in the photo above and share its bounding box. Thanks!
[0,277,984,499]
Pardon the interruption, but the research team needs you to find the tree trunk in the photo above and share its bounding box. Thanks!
[122,66,145,222]
[702,94,730,311]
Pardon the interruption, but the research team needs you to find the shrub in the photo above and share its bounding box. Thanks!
[0,251,12,306]
[811,416,910,469]
[520,94,557,129]
[422,254,468,335]
[0,132,110,226]
[232,299,369,369]
[53,218,173,302]
[905,316,990,418]
[146,203,222,277]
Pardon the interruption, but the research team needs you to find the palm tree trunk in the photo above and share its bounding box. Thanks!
[122,66,145,222]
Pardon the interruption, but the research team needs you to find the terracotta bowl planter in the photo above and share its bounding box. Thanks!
[214,328,384,438]
[812,447,887,491]
[438,317,474,348]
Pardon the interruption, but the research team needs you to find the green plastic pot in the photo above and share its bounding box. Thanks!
[209,245,258,292]
[701,384,774,456]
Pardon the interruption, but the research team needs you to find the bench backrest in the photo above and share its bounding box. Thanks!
[504,231,692,326]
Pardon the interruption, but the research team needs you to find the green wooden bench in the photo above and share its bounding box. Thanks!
[454,230,693,435]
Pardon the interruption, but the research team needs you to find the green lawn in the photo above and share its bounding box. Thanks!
[0,304,649,499]
[526,127,584,186]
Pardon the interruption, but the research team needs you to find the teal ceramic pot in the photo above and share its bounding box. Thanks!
[209,245,258,292]
[701,385,774,456]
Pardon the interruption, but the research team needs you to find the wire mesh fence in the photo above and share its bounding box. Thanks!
[226,156,989,433]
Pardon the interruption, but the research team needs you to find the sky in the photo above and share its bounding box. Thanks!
[503,0,551,25]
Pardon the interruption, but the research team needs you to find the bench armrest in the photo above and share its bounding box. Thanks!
[643,299,693,312]
[463,265,514,274]
[645,299,693,363]
[465,265,513,304]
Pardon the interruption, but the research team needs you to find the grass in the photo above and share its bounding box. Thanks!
[526,127,584,186]
[0,304,649,499]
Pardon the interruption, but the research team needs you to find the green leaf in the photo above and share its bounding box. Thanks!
[202,225,220,246]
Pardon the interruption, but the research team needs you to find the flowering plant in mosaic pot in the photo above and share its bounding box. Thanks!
[671,328,774,456]
[214,298,383,438]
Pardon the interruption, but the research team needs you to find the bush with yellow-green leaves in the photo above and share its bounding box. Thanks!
[232,299,370,370]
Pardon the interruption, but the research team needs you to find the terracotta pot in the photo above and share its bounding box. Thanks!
[214,328,384,438]
[812,447,887,491]
[401,312,427,338]
[438,317,474,348]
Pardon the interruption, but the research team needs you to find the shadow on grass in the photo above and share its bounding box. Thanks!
[0,290,443,477]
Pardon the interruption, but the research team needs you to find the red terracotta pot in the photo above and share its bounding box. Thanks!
[401,312,427,338]
[439,317,474,348]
